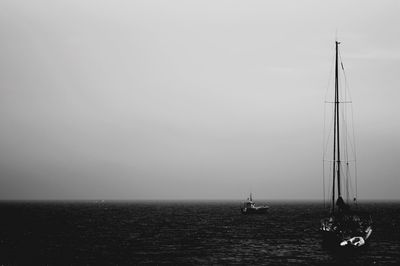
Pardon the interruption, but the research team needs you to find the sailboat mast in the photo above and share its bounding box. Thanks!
[331,42,338,214]
[335,41,342,199]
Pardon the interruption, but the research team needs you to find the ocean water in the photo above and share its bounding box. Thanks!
[0,201,399,265]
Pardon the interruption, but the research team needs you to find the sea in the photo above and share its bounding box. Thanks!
[0,201,399,265]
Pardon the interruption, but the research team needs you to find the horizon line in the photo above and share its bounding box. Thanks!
[0,198,399,202]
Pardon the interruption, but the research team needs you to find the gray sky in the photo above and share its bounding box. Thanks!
[0,0,399,200]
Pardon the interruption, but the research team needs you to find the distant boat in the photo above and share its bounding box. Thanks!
[320,41,372,248]
[240,193,269,214]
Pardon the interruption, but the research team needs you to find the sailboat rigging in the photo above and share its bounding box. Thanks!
[320,41,372,248]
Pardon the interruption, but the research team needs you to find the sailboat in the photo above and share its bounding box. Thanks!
[320,41,373,248]
[240,193,269,214]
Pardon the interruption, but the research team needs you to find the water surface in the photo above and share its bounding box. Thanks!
[0,201,399,265]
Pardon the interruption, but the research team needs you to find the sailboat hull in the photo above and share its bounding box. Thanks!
[240,206,269,214]
[320,217,372,248]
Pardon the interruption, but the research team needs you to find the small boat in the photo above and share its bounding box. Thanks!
[320,40,373,248]
[240,193,269,214]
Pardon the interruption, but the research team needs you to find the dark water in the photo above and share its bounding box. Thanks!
[0,201,399,265]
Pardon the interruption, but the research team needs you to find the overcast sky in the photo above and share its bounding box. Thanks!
[0,0,399,200]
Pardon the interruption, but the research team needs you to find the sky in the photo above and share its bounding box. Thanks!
[0,0,399,200]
